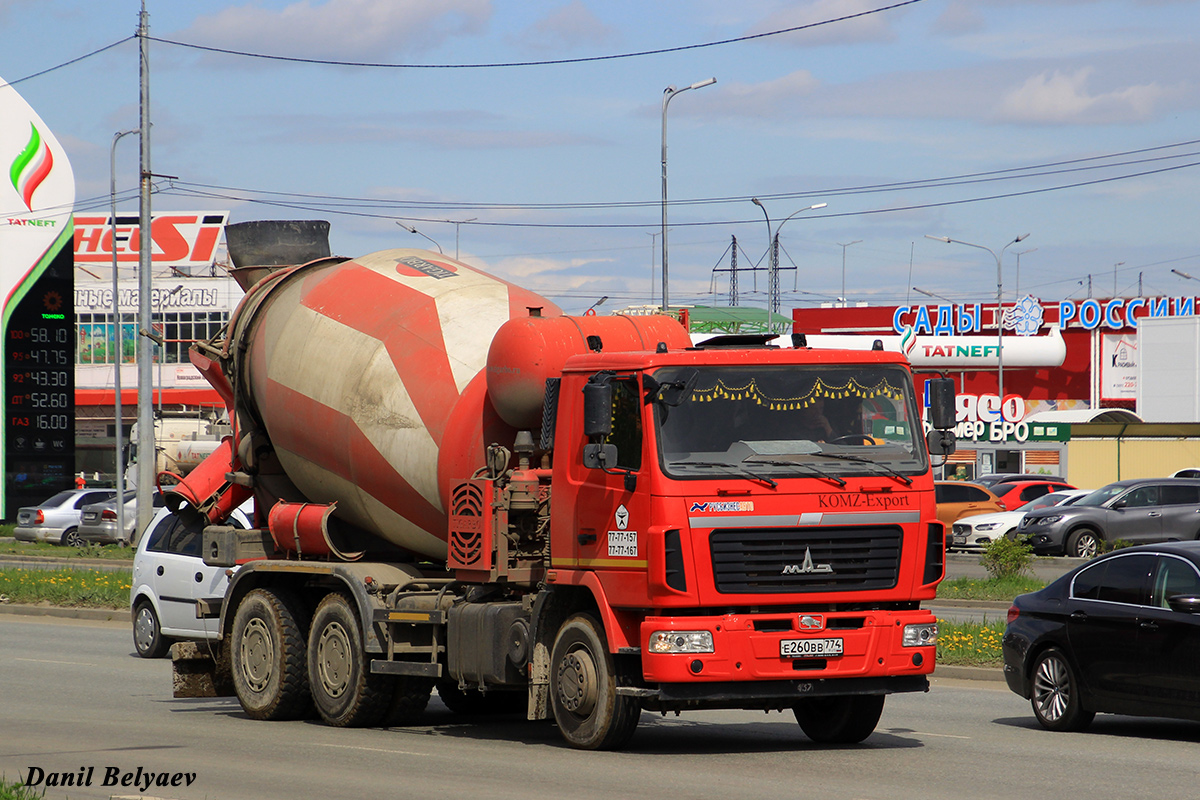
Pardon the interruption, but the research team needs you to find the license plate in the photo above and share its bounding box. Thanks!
[951,534,966,545]
[780,638,843,658]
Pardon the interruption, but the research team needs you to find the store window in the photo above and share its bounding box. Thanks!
[75,311,228,366]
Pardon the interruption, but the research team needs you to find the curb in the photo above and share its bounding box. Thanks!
[932,664,1006,682]
[0,603,128,623]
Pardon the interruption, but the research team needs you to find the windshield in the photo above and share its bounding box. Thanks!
[1074,484,1126,507]
[655,364,927,480]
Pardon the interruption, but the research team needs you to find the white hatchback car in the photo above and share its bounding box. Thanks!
[130,503,253,658]
[949,489,1092,551]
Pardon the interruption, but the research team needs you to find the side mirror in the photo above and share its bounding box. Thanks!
[1167,595,1200,614]
[582,443,618,470]
[583,381,613,438]
[926,429,956,456]
[927,378,956,430]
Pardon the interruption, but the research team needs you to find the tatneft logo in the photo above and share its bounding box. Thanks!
[9,122,53,211]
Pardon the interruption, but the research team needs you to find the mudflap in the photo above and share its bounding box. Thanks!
[171,640,235,698]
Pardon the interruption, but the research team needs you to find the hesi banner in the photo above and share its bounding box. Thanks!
[1,75,76,517]
[73,211,228,270]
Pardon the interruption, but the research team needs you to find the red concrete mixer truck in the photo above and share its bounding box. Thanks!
[167,220,958,750]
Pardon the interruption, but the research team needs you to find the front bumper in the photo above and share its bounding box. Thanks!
[622,675,930,712]
[639,609,937,685]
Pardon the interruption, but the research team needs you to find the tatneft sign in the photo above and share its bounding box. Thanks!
[892,295,1198,336]
[73,212,228,269]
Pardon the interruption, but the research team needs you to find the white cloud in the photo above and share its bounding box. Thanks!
[183,0,491,61]
[511,1,618,53]
[701,71,821,119]
[996,68,1173,124]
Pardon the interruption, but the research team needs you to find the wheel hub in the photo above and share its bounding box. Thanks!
[134,607,154,651]
[556,648,598,716]
[240,617,273,693]
[316,620,352,699]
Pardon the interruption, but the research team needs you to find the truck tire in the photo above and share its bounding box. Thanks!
[549,613,640,750]
[1066,528,1101,559]
[793,695,885,744]
[436,680,526,716]
[385,677,434,726]
[231,588,313,721]
[1030,647,1094,732]
[308,592,392,727]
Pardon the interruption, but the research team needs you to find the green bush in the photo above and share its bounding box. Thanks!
[0,775,44,800]
[980,536,1034,580]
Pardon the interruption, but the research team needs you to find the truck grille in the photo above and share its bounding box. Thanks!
[709,526,902,594]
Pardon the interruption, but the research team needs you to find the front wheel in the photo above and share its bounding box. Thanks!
[1030,647,1094,731]
[1066,528,1102,559]
[793,695,885,744]
[132,600,170,659]
[550,614,640,750]
[308,592,393,727]
[230,588,312,721]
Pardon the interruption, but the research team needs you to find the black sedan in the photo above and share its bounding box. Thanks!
[1003,541,1200,731]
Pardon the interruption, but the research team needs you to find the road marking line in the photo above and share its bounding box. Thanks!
[14,657,94,666]
[312,743,425,756]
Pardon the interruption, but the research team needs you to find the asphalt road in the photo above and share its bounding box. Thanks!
[3,616,1200,800]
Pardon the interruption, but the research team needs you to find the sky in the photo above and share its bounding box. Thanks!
[2,0,1198,314]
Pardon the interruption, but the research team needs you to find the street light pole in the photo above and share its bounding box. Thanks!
[647,231,660,306]
[912,286,954,304]
[396,221,443,254]
[838,240,862,303]
[751,199,827,334]
[925,232,1030,408]
[110,128,136,542]
[661,77,715,314]
[445,217,476,260]
[1112,261,1125,297]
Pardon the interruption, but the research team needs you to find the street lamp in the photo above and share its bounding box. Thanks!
[396,221,443,254]
[661,77,716,314]
[584,296,608,315]
[751,199,827,333]
[838,240,862,302]
[1112,261,1126,297]
[912,286,954,304]
[1172,269,1200,283]
[925,232,1030,407]
[444,217,476,260]
[110,128,137,541]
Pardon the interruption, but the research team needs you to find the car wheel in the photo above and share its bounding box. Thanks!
[1066,528,1101,559]
[307,591,393,727]
[61,528,83,547]
[133,600,170,659]
[550,613,641,750]
[231,588,313,721]
[1029,647,1094,732]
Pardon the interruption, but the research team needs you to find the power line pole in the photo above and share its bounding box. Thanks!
[136,0,155,536]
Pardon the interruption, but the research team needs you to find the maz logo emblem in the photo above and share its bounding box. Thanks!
[782,548,833,575]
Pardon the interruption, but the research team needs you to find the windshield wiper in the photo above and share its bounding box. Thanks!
[806,452,913,485]
[742,458,847,487]
[668,460,777,489]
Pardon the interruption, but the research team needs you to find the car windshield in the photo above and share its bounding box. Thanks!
[654,364,927,480]
[1074,484,1127,507]
[1017,492,1070,512]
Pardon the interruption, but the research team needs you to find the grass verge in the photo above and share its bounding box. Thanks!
[0,567,130,608]
[936,574,1045,601]
[937,620,1006,667]
[0,775,43,800]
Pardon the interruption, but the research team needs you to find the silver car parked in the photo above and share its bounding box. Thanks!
[79,489,164,545]
[13,489,119,546]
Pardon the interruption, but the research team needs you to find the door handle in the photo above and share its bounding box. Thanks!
[1139,620,1159,631]
[1147,512,1161,517]
[1069,610,1087,621]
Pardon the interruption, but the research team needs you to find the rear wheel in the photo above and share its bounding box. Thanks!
[61,528,83,548]
[550,613,640,750]
[230,588,312,720]
[793,695,885,744]
[385,677,434,726]
[308,592,393,727]
[1066,528,1101,559]
[1030,647,1094,731]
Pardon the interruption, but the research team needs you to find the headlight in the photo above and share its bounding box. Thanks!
[648,630,714,654]
[902,623,938,647]
[1033,515,1062,525]
[974,522,1000,531]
